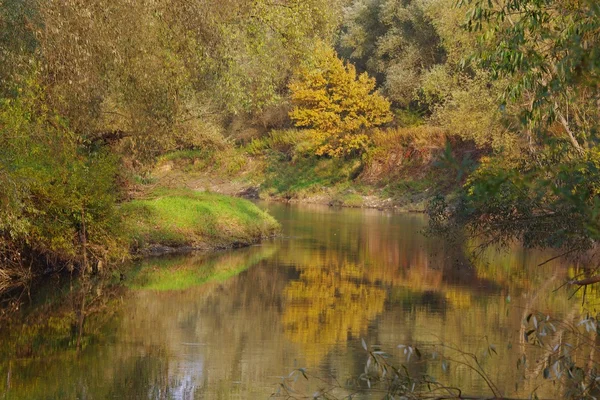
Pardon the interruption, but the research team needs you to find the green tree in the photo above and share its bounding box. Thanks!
[339,0,445,109]
[1,0,345,162]
[0,78,126,279]
[462,0,600,151]
[430,0,600,259]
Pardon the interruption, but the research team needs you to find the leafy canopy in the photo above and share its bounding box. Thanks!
[289,44,392,157]
[430,0,600,256]
[339,0,445,109]
[462,0,600,150]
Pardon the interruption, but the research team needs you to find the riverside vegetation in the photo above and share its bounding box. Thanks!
[1,0,600,398]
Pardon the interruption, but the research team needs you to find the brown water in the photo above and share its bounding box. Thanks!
[0,202,593,399]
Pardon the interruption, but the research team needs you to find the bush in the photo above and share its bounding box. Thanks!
[430,143,600,252]
[289,44,392,157]
[245,129,307,158]
[0,79,126,276]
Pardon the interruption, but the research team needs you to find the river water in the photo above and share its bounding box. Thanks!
[0,202,593,399]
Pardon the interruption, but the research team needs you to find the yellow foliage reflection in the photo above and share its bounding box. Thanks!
[283,260,386,365]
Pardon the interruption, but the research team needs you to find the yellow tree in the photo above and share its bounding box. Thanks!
[289,45,392,157]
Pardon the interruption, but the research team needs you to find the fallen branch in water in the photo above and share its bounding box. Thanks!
[571,275,600,286]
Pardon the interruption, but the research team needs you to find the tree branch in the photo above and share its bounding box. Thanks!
[556,107,584,154]
[571,275,600,286]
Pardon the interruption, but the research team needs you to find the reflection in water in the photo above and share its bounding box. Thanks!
[283,260,386,365]
[0,202,590,399]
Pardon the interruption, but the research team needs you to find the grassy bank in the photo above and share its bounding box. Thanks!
[120,188,279,254]
[146,127,475,211]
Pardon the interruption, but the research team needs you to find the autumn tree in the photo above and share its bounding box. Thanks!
[289,45,392,157]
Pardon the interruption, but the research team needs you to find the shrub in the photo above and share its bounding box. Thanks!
[245,129,307,157]
[289,44,392,158]
[0,79,126,275]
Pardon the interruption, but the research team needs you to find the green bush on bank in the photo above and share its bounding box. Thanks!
[0,80,127,277]
[120,189,279,252]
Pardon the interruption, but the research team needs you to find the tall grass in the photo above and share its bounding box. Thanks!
[245,129,307,156]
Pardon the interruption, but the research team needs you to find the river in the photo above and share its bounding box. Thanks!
[0,202,592,399]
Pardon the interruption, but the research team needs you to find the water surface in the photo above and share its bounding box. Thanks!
[0,202,589,399]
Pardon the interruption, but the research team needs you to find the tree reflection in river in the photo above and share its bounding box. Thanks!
[0,202,592,399]
[283,259,387,365]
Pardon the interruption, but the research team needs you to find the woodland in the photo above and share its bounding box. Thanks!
[1,0,600,323]
[1,0,600,399]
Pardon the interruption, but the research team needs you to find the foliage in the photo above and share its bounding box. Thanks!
[337,0,520,153]
[0,0,39,97]
[245,129,307,158]
[462,0,600,151]
[0,78,126,275]
[423,67,518,153]
[369,126,447,159]
[432,145,600,253]
[339,0,445,109]
[360,127,463,203]
[428,0,600,260]
[261,153,363,199]
[289,44,392,158]
[1,0,346,162]
[520,310,600,399]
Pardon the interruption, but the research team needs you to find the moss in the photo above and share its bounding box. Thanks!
[120,189,279,252]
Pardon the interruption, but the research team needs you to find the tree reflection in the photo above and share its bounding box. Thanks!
[0,204,594,399]
[283,259,386,365]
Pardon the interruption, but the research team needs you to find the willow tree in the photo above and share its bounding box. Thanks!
[430,0,600,258]
[339,0,445,109]
[1,0,345,161]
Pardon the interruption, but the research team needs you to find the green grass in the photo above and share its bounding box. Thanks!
[262,154,362,198]
[158,149,209,162]
[120,188,279,251]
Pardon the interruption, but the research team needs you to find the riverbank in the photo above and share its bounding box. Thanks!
[145,142,468,212]
[120,188,280,256]
[0,187,279,302]
[145,167,430,211]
